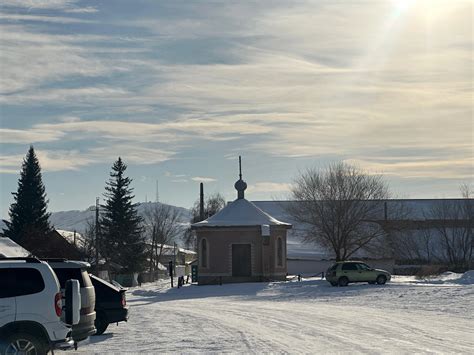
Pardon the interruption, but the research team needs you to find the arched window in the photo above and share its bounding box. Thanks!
[201,238,208,268]
[277,237,283,267]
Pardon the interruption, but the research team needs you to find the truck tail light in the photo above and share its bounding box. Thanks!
[121,293,126,307]
[55,292,62,317]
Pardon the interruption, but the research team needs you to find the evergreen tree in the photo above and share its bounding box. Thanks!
[100,158,146,273]
[3,146,51,248]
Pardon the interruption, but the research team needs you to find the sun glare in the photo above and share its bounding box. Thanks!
[391,0,417,17]
[393,0,416,11]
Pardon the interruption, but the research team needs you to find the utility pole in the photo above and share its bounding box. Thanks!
[169,260,174,288]
[173,242,177,274]
[95,197,100,273]
[199,182,204,221]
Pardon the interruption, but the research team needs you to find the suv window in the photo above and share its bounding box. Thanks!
[0,269,12,298]
[0,268,45,298]
[357,263,371,271]
[53,268,92,288]
[341,263,358,271]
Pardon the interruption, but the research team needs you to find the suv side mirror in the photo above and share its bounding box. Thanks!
[65,279,81,326]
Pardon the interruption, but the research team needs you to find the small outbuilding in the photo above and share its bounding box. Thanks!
[191,159,292,285]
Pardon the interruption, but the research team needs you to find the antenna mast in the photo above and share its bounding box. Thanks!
[156,180,159,202]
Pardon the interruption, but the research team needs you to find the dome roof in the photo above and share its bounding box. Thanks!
[191,198,291,229]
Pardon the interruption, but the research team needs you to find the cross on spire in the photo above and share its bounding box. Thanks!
[239,156,242,180]
[234,155,247,199]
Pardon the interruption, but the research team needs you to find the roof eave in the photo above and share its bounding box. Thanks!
[191,223,292,230]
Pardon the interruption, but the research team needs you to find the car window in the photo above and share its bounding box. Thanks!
[0,269,12,298]
[52,267,93,288]
[341,263,358,271]
[1,268,45,297]
[53,268,85,287]
[328,264,338,271]
[357,263,371,271]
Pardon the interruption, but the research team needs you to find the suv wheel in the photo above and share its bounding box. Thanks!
[376,275,387,285]
[338,277,349,287]
[3,332,48,355]
[94,312,109,336]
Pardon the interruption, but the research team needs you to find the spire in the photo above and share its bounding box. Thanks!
[234,155,247,199]
[239,156,242,180]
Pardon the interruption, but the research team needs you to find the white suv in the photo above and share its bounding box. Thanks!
[44,259,96,342]
[0,257,80,355]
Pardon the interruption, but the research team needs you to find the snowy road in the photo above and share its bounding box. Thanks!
[63,273,474,354]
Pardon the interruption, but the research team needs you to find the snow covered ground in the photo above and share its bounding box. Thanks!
[61,272,473,354]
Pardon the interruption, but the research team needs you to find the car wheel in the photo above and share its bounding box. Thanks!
[3,332,48,355]
[376,275,387,285]
[338,277,349,287]
[94,313,109,336]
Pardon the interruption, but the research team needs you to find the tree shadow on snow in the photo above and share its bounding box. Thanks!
[129,281,269,305]
[128,278,397,305]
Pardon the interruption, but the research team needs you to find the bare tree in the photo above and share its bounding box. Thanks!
[390,229,435,264]
[286,162,390,261]
[427,185,473,270]
[183,193,226,250]
[81,218,97,263]
[190,192,226,224]
[143,204,183,272]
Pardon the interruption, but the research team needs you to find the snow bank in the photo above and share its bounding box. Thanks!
[396,271,474,285]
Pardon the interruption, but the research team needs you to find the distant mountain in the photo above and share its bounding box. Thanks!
[0,202,192,235]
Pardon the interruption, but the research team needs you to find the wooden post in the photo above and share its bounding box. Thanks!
[169,261,174,288]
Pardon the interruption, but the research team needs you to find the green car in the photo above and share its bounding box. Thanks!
[325,261,391,287]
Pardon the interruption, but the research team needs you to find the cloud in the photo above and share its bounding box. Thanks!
[247,182,291,194]
[0,154,24,174]
[0,128,64,143]
[0,0,471,187]
[63,6,97,13]
[191,176,217,183]
[35,149,94,171]
[0,145,174,174]
[2,0,91,11]
[0,13,94,24]
[87,145,173,166]
[0,150,92,173]
[0,24,129,96]
[346,156,474,180]
[30,116,271,144]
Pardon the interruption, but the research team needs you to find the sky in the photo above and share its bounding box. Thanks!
[0,0,472,218]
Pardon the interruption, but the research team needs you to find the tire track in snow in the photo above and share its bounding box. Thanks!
[59,279,474,354]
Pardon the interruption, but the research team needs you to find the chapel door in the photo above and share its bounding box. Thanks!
[232,244,251,277]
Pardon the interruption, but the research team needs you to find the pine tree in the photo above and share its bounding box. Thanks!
[100,158,146,273]
[3,146,51,248]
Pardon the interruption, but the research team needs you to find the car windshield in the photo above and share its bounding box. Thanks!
[357,263,371,270]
